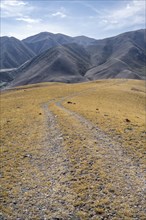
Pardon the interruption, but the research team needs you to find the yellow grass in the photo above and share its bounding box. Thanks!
[62,79,146,161]
[0,79,145,219]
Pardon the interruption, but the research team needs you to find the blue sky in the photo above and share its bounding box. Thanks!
[1,0,145,40]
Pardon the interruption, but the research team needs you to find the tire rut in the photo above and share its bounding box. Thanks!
[38,103,77,219]
[52,91,145,219]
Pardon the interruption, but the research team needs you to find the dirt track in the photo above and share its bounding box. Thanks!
[36,90,145,219]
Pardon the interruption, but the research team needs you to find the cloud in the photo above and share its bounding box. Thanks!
[51,6,67,18]
[52,11,67,18]
[102,0,145,30]
[75,0,144,37]
[71,0,145,39]
[1,0,41,25]
[16,17,41,24]
[1,0,27,7]
[0,0,32,18]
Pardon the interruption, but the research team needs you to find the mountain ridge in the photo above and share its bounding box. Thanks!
[0,29,145,87]
[22,32,96,55]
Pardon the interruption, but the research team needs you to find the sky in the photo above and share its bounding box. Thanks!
[0,0,145,40]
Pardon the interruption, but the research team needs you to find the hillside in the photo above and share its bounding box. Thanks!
[1,79,145,219]
[86,29,146,80]
[0,37,35,69]
[0,68,17,87]
[10,43,91,87]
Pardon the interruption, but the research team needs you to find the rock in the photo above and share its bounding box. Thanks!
[13,201,17,205]
[89,161,94,165]
[69,214,80,220]
[23,154,32,159]
[125,118,131,122]
[0,214,5,220]
[125,127,133,132]
[21,187,30,193]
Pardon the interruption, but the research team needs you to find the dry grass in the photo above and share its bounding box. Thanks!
[63,79,146,162]
[0,79,145,219]
[0,82,93,219]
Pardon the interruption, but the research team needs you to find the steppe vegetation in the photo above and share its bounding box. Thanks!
[0,79,145,219]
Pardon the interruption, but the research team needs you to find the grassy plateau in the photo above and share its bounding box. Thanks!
[0,79,145,219]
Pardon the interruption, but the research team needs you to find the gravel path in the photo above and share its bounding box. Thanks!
[40,104,77,219]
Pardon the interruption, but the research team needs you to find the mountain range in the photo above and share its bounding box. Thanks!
[0,29,145,87]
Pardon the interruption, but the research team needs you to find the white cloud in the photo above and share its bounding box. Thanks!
[76,0,144,37]
[16,17,41,24]
[102,0,145,29]
[51,6,67,18]
[52,12,67,18]
[1,0,27,7]
[73,0,145,39]
[0,0,32,18]
[1,0,41,25]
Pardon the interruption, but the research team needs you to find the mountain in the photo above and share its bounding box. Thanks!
[22,32,96,55]
[1,29,146,87]
[85,29,146,80]
[22,32,72,55]
[73,36,96,46]
[10,43,91,87]
[0,37,35,69]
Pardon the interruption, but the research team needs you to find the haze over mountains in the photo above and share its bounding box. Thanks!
[0,29,145,87]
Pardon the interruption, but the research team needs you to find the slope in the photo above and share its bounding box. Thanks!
[0,37,35,69]
[86,29,146,80]
[10,43,91,87]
